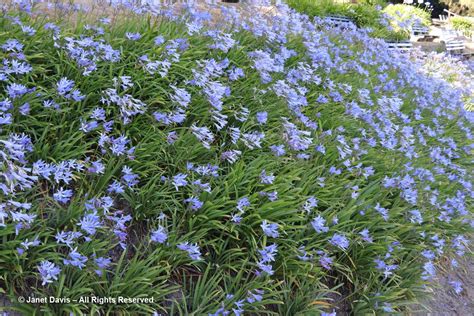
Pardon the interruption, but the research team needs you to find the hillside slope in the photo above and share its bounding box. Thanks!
[0,1,472,315]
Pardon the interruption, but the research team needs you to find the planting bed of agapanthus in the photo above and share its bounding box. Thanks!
[0,0,473,315]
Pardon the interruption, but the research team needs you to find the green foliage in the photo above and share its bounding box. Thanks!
[382,4,431,32]
[286,0,409,40]
[358,0,387,5]
[286,0,348,17]
[451,16,474,36]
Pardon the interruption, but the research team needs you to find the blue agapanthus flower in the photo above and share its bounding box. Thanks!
[150,226,168,244]
[94,256,112,276]
[78,212,102,235]
[38,261,61,285]
[177,242,202,261]
[329,233,350,250]
[64,248,88,269]
[311,215,329,233]
[53,188,73,204]
[261,220,279,238]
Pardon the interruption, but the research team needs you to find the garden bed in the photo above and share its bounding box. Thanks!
[0,1,472,315]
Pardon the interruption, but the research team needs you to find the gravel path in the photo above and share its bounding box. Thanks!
[413,253,474,315]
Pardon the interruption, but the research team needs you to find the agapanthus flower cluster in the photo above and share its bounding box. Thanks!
[38,261,61,286]
[62,35,120,75]
[256,244,278,276]
[177,242,202,261]
[102,88,146,125]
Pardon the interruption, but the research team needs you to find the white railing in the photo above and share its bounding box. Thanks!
[443,9,460,19]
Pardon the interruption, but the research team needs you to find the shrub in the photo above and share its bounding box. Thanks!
[286,0,350,17]
[287,0,409,40]
[358,0,388,5]
[451,16,474,37]
[0,1,472,315]
[383,4,431,33]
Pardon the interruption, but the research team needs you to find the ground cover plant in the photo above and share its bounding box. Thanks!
[413,51,474,112]
[0,0,473,315]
